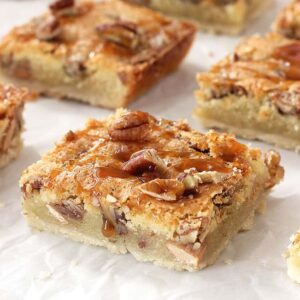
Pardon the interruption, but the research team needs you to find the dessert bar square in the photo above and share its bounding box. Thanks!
[0,0,195,109]
[20,109,283,271]
[124,0,269,35]
[273,0,300,40]
[0,84,26,168]
[196,33,300,151]
[286,229,300,284]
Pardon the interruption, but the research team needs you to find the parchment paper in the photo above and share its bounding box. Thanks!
[0,1,299,299]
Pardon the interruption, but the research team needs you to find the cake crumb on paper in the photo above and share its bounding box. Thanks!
[0,201,5,209]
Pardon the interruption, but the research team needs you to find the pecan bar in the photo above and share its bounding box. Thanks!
[196,33,300,151]
[124,0,269,35]
[0,84,26,168]
[0,0,195,109]
[273,0,300,40]
[20,109,283,271]
[285,229,300,283]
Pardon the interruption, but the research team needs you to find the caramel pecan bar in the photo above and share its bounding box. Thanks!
[124,0,269,35]
[20,109,283,271]
[196,33,300,151]
[0,0,195,109]
[273,0,300,40]
[0,84,26,168]
[285,229,300,283]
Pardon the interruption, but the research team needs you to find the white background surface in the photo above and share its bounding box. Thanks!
[0,1,299,299]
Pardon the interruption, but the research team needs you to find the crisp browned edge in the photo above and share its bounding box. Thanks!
[122,23,196,107]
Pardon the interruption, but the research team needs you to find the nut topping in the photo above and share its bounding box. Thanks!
[122,149,168,176]
[178,170,229,193]
[49,0,77,16]
[108,111,152,142]
[35,16,61,41]
[96,21,140,50]
[138,179,184,201]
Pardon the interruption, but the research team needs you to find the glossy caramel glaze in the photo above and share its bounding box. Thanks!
[20,110,283,231]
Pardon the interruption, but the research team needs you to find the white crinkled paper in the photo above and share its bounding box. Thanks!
[0,1,299,299]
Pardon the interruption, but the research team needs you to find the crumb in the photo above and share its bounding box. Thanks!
[224,258,233,265]
[0,201,5,209]
[37,271,53,280]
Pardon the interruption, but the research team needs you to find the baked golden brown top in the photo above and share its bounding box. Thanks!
[197,33,300,116]
[0,84,28,120]
[273,0,300,40]
[0,0,195,79]
[20,110,283,238]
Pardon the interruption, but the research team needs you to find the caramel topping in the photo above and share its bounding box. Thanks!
[96,166,131,179]
[176,158,231,173]
[102,217,116,238]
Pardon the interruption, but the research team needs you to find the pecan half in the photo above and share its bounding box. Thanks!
[122,148,168,176]
[108,111,151,142]
[96,21,140,50]
[35,16,61,41]
[49,0,78,16]
[53,198,85,220]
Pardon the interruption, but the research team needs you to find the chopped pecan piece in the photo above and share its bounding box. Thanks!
[53,198,85,220]
[100,195,128,236]
[96,21,140,50]
[108,111,152,142]
[49,0,77,16]
[210,83,248,99]
[63,40,93,78]
[271,91,300,115]
[178,170,229,193]
[122,148,168,176]
[35,16,61,41]
[264,150,284,188]
[138,179,184,201]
